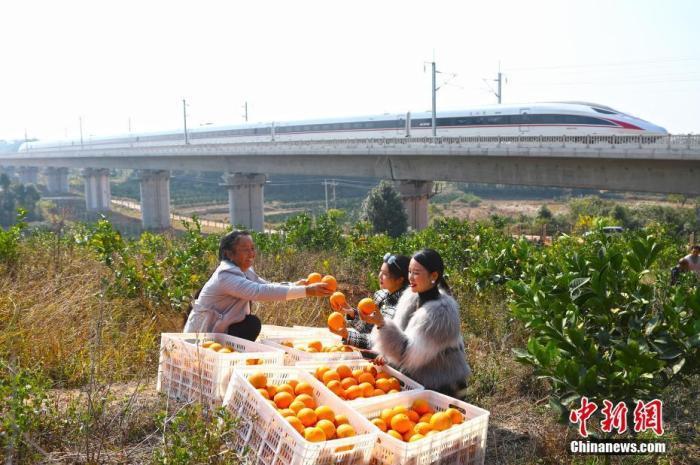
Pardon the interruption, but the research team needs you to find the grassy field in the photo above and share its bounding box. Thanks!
[1,214,698,464]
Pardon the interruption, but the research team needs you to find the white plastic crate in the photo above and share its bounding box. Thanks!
[355,390,489,465]
[295,359,424,406]
[157,333,285,410]
[261,336,363,365]
[258,325,322,340]
[292,325,343,341]
[223,366,377,465]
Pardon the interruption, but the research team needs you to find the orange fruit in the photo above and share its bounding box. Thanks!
[408,433,425,442]
[345,385,362,400]
[334,414,349,425]
[414,422,433,435]
[329,291,347,310]
[276,383,294,396]
[336,364,353,379]
[388,378,401,391]
[278,408,295,417]
[201,340,215,348]
[322,369,340,384]
[286,415,305,435]
[326,380,344,397]
[307,272,322,284]
[390,413,412,434]
[445,407,464,424]
[315,405,335,422]
[307,340,323,352]
[336,424,356,438]
[208,342,223,352]
[402,424,417,441]
[304,426,326,442]
[357,298,377,315]
[315,365,331,380]
[248,372,267,389]
[372,388,385,397]
[295,393,316,409]
[340,377,358,390]
[363,365,378,376]
[321,275,337,292]
[391,405,408,417]
[297,408,318,427]
[287,379,299,389]
[274,391,294,409]
[412,399,431,415]
[289,400,306,414]
[380,408,395,422]
[245,358,261,365]
[257,388,270,399]
[376,371,390,380]
[294,382,314,397]
[429,411,452,431]
[218,347,234,354]
[358,382,374,397]
[419,413,433,424]
[371,418,387,432]
[387,430,403,440]
[351,369,364,379]
[407,410,420,423]
[316,419,336,440]
[357,372,375,386]
[327,312,346,332]
[375,378,391,392]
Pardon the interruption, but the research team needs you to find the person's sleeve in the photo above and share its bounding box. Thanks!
[220,271,306,302]
[346,329,370,349]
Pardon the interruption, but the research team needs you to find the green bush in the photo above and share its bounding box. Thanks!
[509,230,700,417]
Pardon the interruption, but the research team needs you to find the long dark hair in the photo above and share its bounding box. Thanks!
[219,230,251,261]
[412,248,451,295]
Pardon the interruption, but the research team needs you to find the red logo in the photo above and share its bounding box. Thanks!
[569,398,664,437]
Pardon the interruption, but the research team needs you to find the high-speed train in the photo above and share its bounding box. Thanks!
[19,102,667,152]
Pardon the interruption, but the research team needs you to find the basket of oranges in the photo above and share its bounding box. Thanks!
[157,333,285,409]
[223,366,377,465]
[260,336,363,365]
[354,390,489,465]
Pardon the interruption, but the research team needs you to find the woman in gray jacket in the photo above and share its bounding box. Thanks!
[183,230,332,340]
[363,248,471,399]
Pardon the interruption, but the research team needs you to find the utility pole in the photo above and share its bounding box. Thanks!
[331,180,337,209]
[128,117,132,133]
[324,179,329,211]
[431,61,437,137]
[495,62,504,104]
[183,99,189,144]
[79,116,83,148]
[243,101,248,122]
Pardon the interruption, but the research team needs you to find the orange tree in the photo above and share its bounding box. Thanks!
[509,228,700,418]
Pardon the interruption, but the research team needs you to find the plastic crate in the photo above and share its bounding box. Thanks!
[295,359,424,406]
[354,390,489,465]
[293,325,343,341]
[223,366,377,465]
[261,336,363,365]
[157,333,285,410]
[258,325,331,340]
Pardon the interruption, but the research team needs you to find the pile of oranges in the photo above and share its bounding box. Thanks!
[370,399,464,443]
[247,371,357,445]
[313,364,403,401]
[280,340,354,353]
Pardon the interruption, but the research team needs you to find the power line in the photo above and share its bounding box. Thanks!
[505,57,700,72]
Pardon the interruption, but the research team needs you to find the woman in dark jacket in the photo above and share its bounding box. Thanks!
[362,249,471,399]
[330,253,409,352]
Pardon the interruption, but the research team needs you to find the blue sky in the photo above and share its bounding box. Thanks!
[1,0,698,141]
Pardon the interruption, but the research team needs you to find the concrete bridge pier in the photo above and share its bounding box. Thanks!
[83,168,111,212]
[18,166,39,185]
[396,180,433,231]
[45,167,70,194]
[139,169,171,229]
[223,172,266,231]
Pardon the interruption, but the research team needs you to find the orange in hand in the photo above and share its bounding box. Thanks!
[327,312,346,332]
[307,272,322,284]
[329,291,347,310]
[358,298,378,316]
[321,275,337,292]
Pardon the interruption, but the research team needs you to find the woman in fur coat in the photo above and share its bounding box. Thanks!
[363,248,471,399]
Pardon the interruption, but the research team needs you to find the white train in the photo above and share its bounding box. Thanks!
[19,101,667,151]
